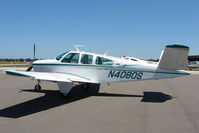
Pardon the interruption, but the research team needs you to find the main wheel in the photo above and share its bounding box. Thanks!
[81,83,90,90]
[34,84,41,92]
[61,91,72,98]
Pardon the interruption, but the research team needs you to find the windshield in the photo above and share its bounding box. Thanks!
[61,53,79,63]
[56,51,69,60]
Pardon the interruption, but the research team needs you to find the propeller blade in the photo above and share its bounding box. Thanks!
[26,66,33,71]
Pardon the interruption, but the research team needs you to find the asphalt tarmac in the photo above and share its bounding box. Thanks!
[0,72,199,133]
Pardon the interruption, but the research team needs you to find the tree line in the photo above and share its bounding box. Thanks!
[146,59,159,62]
[0,58,39,62]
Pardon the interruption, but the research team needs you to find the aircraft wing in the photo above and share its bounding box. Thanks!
[4,70,94,83]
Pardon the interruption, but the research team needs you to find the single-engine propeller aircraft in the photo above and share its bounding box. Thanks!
[4,44,190,97]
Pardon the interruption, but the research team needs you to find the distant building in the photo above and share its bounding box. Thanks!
[188,55,199,68]
[188,55,199,62]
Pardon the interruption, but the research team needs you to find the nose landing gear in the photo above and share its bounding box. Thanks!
[34,80,41,92]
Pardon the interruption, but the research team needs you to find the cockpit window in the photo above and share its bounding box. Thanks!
[81,54,93,64]
[61,53,79,63]
[56,51,69,60]
[96,56,114,65]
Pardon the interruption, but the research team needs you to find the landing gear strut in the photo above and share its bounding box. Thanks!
[34,80,41,92]
[57,82,74,97]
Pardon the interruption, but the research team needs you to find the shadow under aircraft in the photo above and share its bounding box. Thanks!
[0,84,172,118]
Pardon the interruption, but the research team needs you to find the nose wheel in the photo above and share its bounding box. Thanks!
[34,80,41,92]
[34,84,41,91]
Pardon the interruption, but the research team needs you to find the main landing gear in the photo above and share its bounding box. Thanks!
[57,82,74,97]
[34,80,41,92]
[81,83,90,90]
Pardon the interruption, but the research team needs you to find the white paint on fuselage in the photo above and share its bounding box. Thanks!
[32,50,189,84]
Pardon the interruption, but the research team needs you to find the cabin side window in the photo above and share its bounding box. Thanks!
[95,56,114,65]
[131,59,138,61]
[61,53,79,63]
[81,54,93,64]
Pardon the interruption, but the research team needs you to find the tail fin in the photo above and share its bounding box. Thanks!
[158,45,189,70]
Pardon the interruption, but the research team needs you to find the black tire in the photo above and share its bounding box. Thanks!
[81,83,90,90]
[60,91,72,98]
[34,84,41,92]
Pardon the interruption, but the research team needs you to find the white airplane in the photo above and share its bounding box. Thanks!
[188,62,199,68]
[4,44,190,97]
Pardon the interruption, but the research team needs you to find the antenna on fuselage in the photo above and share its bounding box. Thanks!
[34,43,36,59]
[104,50,110,55]
[74,45,84,52]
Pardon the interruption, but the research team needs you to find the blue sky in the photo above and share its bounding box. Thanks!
[0,0,198,59]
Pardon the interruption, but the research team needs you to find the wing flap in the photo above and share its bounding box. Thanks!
[4,70,93,83]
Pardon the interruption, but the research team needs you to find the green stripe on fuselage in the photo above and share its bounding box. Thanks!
[33,63,190,75]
